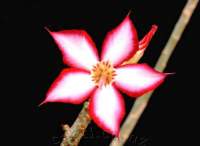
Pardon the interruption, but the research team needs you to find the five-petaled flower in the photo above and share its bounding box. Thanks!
[42,14,167,136]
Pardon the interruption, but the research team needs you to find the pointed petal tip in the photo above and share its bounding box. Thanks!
[126,10,132,18]
[38,100,47,107]
[165,72,176,76]
[124,12,133,23]
[109,123,120,136]
[44,27,52,33]
[101,12,138,66]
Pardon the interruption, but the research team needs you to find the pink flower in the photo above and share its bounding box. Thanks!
[42,15,166,136]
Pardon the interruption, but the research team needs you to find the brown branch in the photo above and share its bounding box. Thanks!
[60,102,91,146]
[109,0,199,146]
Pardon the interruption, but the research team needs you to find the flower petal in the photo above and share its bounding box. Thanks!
[46,28,99,71]
[139,25,158,51]
[101,15,138,67]
[114,64,166,97]
[43,68,96,104]
[89,85,125,136]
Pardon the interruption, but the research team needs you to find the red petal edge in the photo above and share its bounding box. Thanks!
[114,63,167,98]
[101,14,139,67]
[45,28,99,71]
[41,68,96,105]
[89,86,125,136]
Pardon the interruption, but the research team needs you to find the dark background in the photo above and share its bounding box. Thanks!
[1,0,199,146]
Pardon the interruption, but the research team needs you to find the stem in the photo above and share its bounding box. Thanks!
[109,0,199,146]
[60,102,91,146]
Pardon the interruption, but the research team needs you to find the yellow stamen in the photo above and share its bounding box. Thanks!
[91,61,116,87]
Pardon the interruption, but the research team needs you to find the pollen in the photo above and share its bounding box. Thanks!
[91,61,116,87]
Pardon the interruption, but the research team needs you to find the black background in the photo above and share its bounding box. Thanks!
[1,0,199,146]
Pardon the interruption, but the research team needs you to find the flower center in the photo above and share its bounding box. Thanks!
[91,61,116,87]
